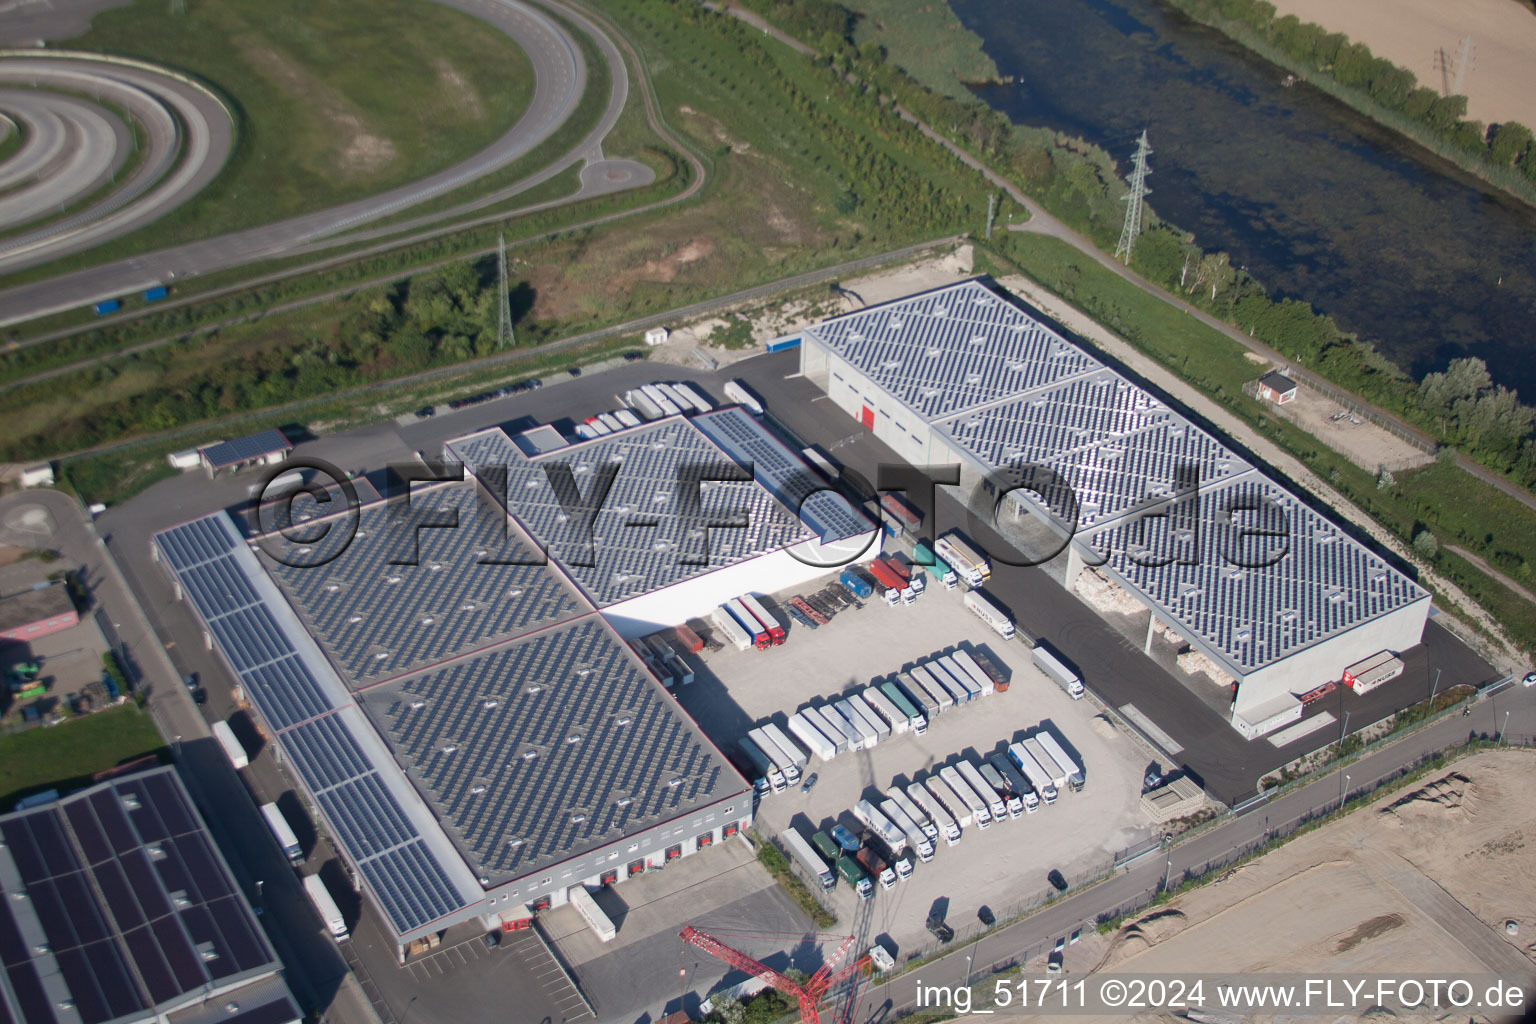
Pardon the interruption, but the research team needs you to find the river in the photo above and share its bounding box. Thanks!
[955,0,1536,395]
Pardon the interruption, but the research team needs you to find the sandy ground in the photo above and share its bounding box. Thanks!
[1268,0,1536,129]
[1056,751,1536,1022]
[1266,381,1435,474]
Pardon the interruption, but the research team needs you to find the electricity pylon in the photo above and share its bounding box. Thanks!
[496,233,514,349]
[1114,129,1152,265]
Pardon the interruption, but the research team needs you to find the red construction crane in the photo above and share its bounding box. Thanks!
[678,926,870,1024]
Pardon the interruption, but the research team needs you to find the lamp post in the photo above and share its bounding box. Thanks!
[1499,710,1510,745]
[964,953,973,989]
[1430,668,1442,702]
[1340,773,1350,811]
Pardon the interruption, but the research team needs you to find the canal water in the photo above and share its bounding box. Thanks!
[955,0,1536,395]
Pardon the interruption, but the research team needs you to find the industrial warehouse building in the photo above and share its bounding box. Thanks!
[795,279,1429,736]
[151,408,873,956]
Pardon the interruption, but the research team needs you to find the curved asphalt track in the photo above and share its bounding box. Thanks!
[0,0,638,325]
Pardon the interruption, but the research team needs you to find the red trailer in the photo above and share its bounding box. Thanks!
[878,556,910,582]
[671,623,704,654]
[880,493,922,535]
[865,559,904,593]
[739,594,786,646]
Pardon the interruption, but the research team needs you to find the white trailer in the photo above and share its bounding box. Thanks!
[569,885,618,941]
[781,829,835,892]
[1024,736,1067,794]
[260,802,303,865]
[853,799,908,855]
[1034,731,1085,792]
[585,417,612,436]
[884,786,937,841]
[949,650,996,696]
[935,535,989,586]
[937,656,981,701]
[833,700,877,749]
[738,594,784,646]
[880,799,934,862]
[789,712,838,762]
[212,720,248,770]
[820,703,865,751]
[761,722,807,771]
[963,589,1015,639]
[958,759,1008,822]
[1343,651,1404,695]
[654,383,690,413]
[1010,741,1058,804]
[748,727,800,783]
[990,753,1040,813]
[925,774,974,829]
[641,384,681,417]
[723,379,764,416]
[626,390,665,420]
[977,761,1024,819]
[897,671,942,717]
[924,660,972,706]
[303,874,348,941]
[940,765,992,828]
[669,382,714,414]
[907,782,960,845]
[711,606,752,651]
[1032,644,1085,699]
[908,666,954,712]
[847,693,891,740]
[740,736,786,792]
[575,423,598,440]
[614,408,643,428]
[598,413,625,433]
[803,706,851,754]
[861,687,910,735]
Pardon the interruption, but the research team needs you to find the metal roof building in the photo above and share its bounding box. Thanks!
[0,768,299,1024]
[797,279,1429,733]
[197,430,292,475]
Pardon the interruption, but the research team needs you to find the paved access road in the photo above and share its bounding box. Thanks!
[0,0,625,323]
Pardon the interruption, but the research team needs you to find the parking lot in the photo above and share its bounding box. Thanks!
[672,566,1157,960]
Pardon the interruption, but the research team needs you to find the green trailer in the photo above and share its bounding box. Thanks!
[835,855,873,900]
[810,831,841,864]
[911,541,957,589]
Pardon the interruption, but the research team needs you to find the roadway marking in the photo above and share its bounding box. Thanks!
[1118,703,1183,754]
[505,930,596,1021]
[403,934,486,982]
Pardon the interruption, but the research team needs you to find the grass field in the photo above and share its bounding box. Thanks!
[10,0,535,276]
[0,705,166,807]
[850,0,1001,98]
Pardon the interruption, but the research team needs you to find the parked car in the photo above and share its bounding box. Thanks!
[1523,671,1535,687]
[1048,870,1069,893]
[567,366,582,377]
[192,688,208,706]
[416,406,435,418]
[182,673,198,691]
[977,906,995,926]
[1046,949,1063,973]
[925,916,954,943]
[624,352,645,362]
[482,931,501,949]
[800,772,819,794]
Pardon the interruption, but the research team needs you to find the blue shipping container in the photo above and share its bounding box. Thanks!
[143,286,169,302]
[94,299,120,315]
[839,567,872,599]
[765,335,802,353]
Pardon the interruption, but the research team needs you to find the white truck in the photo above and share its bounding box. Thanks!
[885,786,938,841]
[909,665,954,712]
[853,799,908,855]
[749,727,800,784]
[789,711,838,762]
[950,650,996,696]
[303,874,348,942]
[260,802,303,865]
[940,765,992,829]
[1034,730,1085,792]
[1033,643,1085,699]
[977,761,1024,819]
[212,720,248,770]
[761,723,807,773]
[938,655,982,702]
[958,759,1008,823]
[963,589,1015,639]
[862,686,910,735]
[711,606,752,651]
[1010,741,1058,804]
[724,379,764,416]
[803,705,852,754]
[739,735,786,792]
[782,828,835,892]
[847,693,891,741]
[907,782,961,846]
[935,534,990,587]
[925,774,974,829]
[1024,736,1067,795]
[990,753,1040,813]
[834,700,878,749]
[880,798,935,862]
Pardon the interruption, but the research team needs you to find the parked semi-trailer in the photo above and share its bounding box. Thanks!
[628,389,665,420]
[1342,651,1404,695]
[907,666,953,713]
[861,686,910,735]
[748,727,800,783]
[925,774,974,829]
[803,706,852,754]
[303,874,349,941]
[1032,643,1085,699]
[939,765,992,828]
[880,799,934,862]
[878,680,929,734]
[641,384,681,417]
[838,566,873,600]
[1034,730,1085,792]
[885,786,938,842]
[711,606,752,651]
[963,589,1015,639]
[907,782,960,845]
[834,699,878,749]
[212,720,248,770]
[856,846,897,890]
[739,594,786,646]
[958,759,1008,822]
[598,413,625,433]
[893,672,940,719]
[865,558,904,601]
[934,534,990,586]
[670,382,714,414]
[949,650,996,696]
[1010,741,1058,804]
[569,884,618,942]
[879,493,922,535]
[977,761,1024,819]
[836,855,873,900]
[811,831,842,864]
[789,711,838,762]
[615,408,643,428]
[726,598,771,650]
[847,692,891,740]
[1024,736,1068,794]
[963,647,1010,692]
[723,380,765,416]
[739,736,787,792]
[761,723,808,773]
[912,540,958,589]
[853,799,909,855]
[783,828,836,892]
[924,660,972,705]
[938,655,982,701]
[990,753,1040,813]
[821,703,866,751]
[261,803,303,865]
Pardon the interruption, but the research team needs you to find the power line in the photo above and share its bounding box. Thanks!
[1114,129,1152,265]
[496,232,513,349]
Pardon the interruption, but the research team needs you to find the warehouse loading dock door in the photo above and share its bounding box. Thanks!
[860,405,875,430]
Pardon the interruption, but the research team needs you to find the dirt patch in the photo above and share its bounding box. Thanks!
[236,36,398,177]
[1335,913,1405,953]
[600,237,716,298]
[1264,380,1434,474]
[434,57,485,120]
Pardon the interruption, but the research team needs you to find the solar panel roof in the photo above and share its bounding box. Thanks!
[449,419,822,607]
[360,616,740,884]
[198,430,293,470]
[0,769,280,1024]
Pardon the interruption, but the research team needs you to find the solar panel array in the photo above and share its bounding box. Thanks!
[691,408,871,542]
[366,618,734,881]
[0,770,277,1024]
[260,484,583,687]
[197,429,291,469]
[802,279,1428,675]
[450,420,816,607]
[153,515,473,938]
[1081,477,1426,670]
